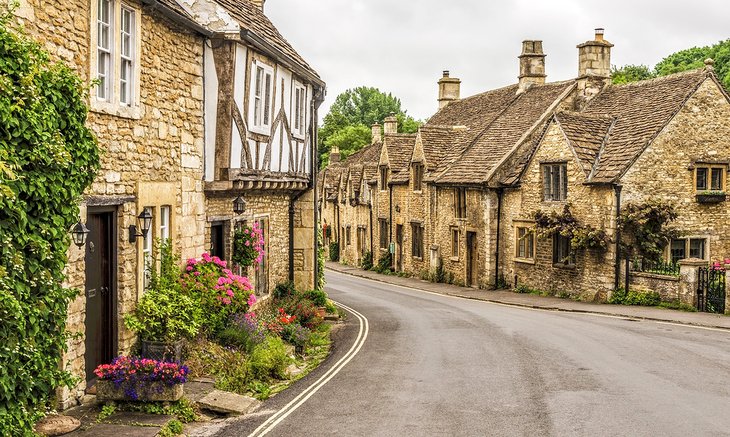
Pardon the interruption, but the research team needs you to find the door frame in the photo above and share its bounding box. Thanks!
[85,206,119,383]
[466,231,477,287]
[395,224,404,272]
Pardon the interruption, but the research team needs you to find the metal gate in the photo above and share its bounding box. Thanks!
[697,266,726,314]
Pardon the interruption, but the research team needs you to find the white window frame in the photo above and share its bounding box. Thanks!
[293,81,307,138]
[142,206,153,289]
[159,205,170,242]
[90,0,141,118]
[250,61,274,134]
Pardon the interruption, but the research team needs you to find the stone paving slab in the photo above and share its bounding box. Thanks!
[326,262,730,330]
[197,390,261,415]
[66,423,160,437]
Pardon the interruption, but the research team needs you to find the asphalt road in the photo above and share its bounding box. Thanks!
[214,270,730,437]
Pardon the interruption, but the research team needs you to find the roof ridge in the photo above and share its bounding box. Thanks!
[555,111,613,121]
[610,67,706,89]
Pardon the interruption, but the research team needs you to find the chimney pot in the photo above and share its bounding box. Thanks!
[371,123,382,144]
[330,145,340,163]
[437,70,461,109]
[443,70,450,77]
[383,114,398,135]
[518,40,546,93]
[595,28,604,41]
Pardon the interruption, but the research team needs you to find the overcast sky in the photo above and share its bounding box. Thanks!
[266,0,729,122]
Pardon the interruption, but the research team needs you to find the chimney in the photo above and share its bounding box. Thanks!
[330,145,340,164]
[383,113,397,135]
[437,70,461,109]
[371,123,382,144]
[249,0,266,11]
[518,40,546,94]
[576,28,613,106]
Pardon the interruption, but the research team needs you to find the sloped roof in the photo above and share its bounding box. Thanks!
[418,126,471,173]
[214,0,321,82]
[581,69,709,183]
[555,112,614,175]
[383,134,417,173]
[437,80,575,184]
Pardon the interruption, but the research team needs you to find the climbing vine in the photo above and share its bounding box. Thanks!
[0,7,100,434]
[533,204,609,251]
[618,199,679,261]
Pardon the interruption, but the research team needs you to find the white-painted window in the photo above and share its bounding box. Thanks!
[252,62,273,132]
[293,83,306,136]
[119,6,135,105]
[159,205,170,241]
[96,0,113,101]
[142,206,153,289]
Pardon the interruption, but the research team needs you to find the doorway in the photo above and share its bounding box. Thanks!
[210,222,225,260]
[395,224,403,272]
[85,209,117,385]
[466,231,477,287]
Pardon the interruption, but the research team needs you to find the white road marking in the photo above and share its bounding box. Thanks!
[247,301,369,437]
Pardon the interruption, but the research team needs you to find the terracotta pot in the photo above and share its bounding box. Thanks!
[95,379,184,402]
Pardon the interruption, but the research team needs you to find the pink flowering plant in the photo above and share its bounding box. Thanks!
[181,253,255,334]
[94,356,189,401]
[232,222,265,269]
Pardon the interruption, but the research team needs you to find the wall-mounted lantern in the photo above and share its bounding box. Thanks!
[233,195,247,215]
[71,220,90,248]
[129,209,153,243]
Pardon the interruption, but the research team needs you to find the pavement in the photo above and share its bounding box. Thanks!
[326,261,730,330]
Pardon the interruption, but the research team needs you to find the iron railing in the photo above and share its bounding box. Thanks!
[631,259,680,277]
[698,266,726,314]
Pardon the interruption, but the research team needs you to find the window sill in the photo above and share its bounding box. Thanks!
[412,256,423,261]
[449,256,459,262]
[552,263,576,270]
[90,100,141,120]
[249,126,272,136]
[515,257,535,265]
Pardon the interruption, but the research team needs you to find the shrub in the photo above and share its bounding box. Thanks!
[0,8,100,432]
[218,312,267,352]
[124,286,201,342]
[329,241,340,261]
[247,336,291,381]
[374,252,392,273]
[609,287,661,306]
[361,251,373,270]
[281,324,311,352]
[302,289,328,307]
[316,225,326,291]
[273,281,297,300]
[278,297,323,330]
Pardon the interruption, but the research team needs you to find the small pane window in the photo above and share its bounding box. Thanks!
[413,163,424,191]
[711,168,723,191]
[411,223,423,259]
[451,228,459,258]
[670,239,686,263]
[159,205,170,241]
[689,238,705,259]
[379,219,389,249]
[516,227,534,260]
[553,234,573,265]
[346,226,351,246]
[543,163,567,201]
[380,166,388,191]
[119,6,134,105]
[254,66,263,126]
[97,0,112,100]
[142,206,153,289]
[454,188,467,218]
[696,166,725,192]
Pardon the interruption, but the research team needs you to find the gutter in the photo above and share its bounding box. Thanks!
[389,184,394,270]
[613,185,622,291]
[140,0,214,37]
[494,187,504,287]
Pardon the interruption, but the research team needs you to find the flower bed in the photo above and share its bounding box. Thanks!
[94,356,188,401]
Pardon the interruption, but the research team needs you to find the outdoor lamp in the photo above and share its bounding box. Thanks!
[129,209,153,243]
[71,220,90,248]
[233,195,247,214]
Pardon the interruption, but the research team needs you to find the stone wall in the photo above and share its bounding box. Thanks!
[14,0,207,408]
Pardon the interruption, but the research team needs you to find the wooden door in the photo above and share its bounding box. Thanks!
[396,224,403,272]
[210,222,225,260]
[255,218,269,295]
[85,209,117,384]
[466,231,477,287]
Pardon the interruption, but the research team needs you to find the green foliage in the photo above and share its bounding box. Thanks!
[302,289,328,307]
[609,287,661,306]
[361,251,373,270]
[247,336,291,382]
[658,300,698,312]
[328,241,340,261]
[116,398,198,423]
[124,241,201,342]
[273,280,297,299]
[618,200,679,262]
[96,403,117,422]
[319,86,421,167]
[0,8,100,433]
[374,252,392,274]
[514,284,540,294]
[158,419,184,437]
[232,223,264,269]
[534,205,609,254]
[316,225,326,291]
[612,39,730,91]
[611,64,656,84]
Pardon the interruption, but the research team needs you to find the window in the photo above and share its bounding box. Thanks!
[142,206,153,289]
[293,83,306,136]
[412,163,424,191]
[553,234,573,266]
[516,227,535,260]
[451,228,460,258]
[670,237,706,263]
[411,223,424,259]
[379,219,389,249]
[454,188,467,218]
[543,163,568,201]
[346,226,351,246]
[695,165,726,191]
[93,0,139,110]
[119,6,135,105]
[159,205,170,242]
[380,166,388,191]
[96,0,112,101]
[253,64,273,129]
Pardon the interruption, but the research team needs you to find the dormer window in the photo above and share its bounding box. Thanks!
[380,166,388,191]
[412,162,424,191]
[251,62,273,133]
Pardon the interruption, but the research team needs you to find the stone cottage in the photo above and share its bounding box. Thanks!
[11,0,324,409]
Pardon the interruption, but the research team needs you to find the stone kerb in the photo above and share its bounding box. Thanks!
[678,258,708,306]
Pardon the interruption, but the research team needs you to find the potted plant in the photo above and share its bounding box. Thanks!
[124,240,201,361]
[94,356,188,401]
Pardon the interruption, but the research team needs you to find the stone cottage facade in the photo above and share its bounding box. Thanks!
[11,0,323,408]
[323,29,730,311]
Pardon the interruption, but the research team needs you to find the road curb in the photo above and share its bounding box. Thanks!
[326,266,730,332]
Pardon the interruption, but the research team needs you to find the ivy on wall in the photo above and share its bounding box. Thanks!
[534,204,609,252]
[618,199,679,261]
[0,7,100,434]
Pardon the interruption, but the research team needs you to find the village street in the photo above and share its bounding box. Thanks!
[210,270,730,437]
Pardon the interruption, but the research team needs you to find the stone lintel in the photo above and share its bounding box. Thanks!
[678,258,708,267]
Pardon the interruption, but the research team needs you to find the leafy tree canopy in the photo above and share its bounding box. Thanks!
[612,39,730,91]
[319,86,421,167]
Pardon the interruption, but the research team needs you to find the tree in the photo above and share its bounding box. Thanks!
[611,40,730,91]
[318,87,421,167]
